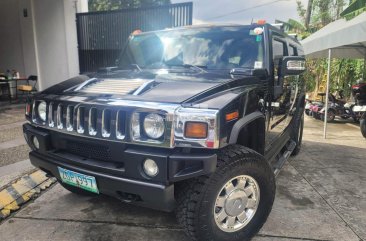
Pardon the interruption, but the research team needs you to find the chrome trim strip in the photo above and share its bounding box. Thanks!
[31,101,37,123]
[66,106,74,131]
[132,79,155,95]
[48,103,54,127]
[88,107,97,136]
[56,104,63,129]
[116,110,125,140]
[101,109,111,138]
[76,107,85,134]
[173,107,220,149]
[74,78,98,91]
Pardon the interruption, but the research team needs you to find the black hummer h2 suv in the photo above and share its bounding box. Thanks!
[23,23,306,241]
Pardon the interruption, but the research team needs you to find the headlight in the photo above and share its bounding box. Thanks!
[37,101,47,122]
[143,113,165,139]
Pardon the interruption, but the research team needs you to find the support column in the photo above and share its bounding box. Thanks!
[363,50,366,80]
[324,49,332,139]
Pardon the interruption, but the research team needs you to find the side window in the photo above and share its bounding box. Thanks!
[272,38,287,81]
[288,45,297,56]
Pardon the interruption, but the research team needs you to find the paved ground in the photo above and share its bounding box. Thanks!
[0,104,29,168]
[0,106,365,241]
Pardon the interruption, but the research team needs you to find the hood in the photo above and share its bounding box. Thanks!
[41,70,259,104]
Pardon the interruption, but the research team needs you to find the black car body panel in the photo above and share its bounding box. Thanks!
[23,23,306,211]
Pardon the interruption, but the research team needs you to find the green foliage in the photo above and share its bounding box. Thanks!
[294,0,365,100]
[303,58,365,99]
[89,0,171,11]
[296,0,307,22]
[341,0,366,20]
[287,19,306,32]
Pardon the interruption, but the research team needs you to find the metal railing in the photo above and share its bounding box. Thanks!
[76,2,193,73]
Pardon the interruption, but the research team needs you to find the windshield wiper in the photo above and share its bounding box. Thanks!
[130,64,142,72]
[165,63,208,73]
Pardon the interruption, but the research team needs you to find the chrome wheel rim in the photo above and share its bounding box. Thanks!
[213,175,260,232]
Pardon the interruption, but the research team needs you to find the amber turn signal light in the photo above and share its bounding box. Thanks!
[185,122,208,139]
[226,111,239,121]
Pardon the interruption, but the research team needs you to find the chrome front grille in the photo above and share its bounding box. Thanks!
[32,99,180,148]
[45,102,126,141]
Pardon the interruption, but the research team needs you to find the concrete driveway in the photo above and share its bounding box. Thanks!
[0,109,365,241]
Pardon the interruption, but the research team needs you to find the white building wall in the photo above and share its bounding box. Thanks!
[0,0,26,75]
[32,0,70,90]
[64,0,81,79]
[32,0,85,90]
[0,0,88,91]
[19,0,38,80]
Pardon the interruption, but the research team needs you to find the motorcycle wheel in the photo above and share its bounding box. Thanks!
[321,110,336,122]
[360,118,366,138]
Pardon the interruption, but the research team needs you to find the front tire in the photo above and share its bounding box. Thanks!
[175,145,275,241]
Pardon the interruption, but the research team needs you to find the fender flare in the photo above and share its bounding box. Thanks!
[228,111,265,144]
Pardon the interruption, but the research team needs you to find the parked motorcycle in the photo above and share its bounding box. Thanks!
[351,82,366,138]
[305,99,323,116]
[317,90,361,123]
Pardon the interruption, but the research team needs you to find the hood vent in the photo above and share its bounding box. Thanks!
[78,79,147,95]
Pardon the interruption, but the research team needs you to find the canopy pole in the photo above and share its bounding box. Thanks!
[323,49,332,139]
[364,52,366,80]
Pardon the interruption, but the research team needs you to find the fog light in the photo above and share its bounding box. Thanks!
[143,159,159,177]
[32,136,40,150]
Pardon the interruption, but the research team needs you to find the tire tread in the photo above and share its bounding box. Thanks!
[176,145,275,241]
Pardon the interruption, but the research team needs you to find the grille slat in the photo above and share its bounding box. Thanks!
[57,104,63,129]
[77,107,85,134]
[88,107,98,136]
[102,109,111,138]
[66,106,74,131]
[48,103,54,127]
[116,110,126,140]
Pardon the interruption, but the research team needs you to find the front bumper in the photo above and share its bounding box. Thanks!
[23,123,217,212]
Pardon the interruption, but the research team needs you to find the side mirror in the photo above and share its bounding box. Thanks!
[281,56,306,76]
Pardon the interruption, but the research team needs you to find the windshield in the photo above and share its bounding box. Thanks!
[118,26,264,71]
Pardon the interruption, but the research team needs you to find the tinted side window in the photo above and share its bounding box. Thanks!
[272,39,286,79]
